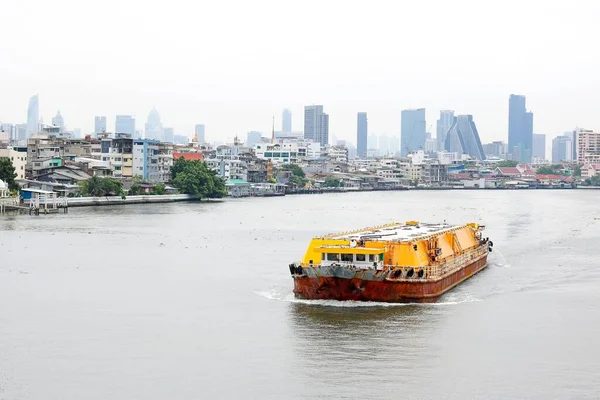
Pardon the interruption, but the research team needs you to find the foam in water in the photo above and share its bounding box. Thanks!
[489,248,511,268]
[253,288,481,308]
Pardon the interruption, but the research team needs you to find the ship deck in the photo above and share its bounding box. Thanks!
[323,222,463,242]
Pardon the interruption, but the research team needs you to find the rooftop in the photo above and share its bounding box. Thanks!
[323,221,463,242]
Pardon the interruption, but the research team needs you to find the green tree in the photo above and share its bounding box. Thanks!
[323,177,342,187]
[589,176,600,186]
[79,176,124,197]
[154,183,166,195]
[129,183,141,195]
[172,160,226,198]
[282,164,305,178]
[537,164,562,175]
[171,156,187,180]
[0,158,19,191]
[573,165,582,177]
[281,164,307,188]
[289,175,308,188]
[496,160,518,167]
[267,177,277,184]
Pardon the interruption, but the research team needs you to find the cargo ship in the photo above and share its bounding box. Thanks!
[289,221,492,302]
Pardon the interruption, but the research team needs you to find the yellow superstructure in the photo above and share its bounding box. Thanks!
[301,221,481,268]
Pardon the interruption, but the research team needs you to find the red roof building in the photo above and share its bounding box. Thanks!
[495,167,521,176]
[173,152,203,161]
[516,164,535,176]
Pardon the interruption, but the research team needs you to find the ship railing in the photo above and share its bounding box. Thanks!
[300,260,384,271]
[384,245,488,280]
[299,245,488,278]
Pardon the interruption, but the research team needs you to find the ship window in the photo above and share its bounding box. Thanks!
[356,254,366,262]
[321,253,326,261]
[380,253,384,261]
[369,254,376,262]
[326,253,339,261]
[341,254,353,262]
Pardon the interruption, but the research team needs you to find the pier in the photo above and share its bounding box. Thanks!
[0,188,69,215]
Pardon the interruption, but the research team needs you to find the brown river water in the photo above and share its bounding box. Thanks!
[1,190,599,399]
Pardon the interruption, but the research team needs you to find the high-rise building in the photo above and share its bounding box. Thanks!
[389,136,400,156]
[247,131,262,147]
[357,112,368,158]
[444,115,486,160]
[508,94,534,163]
[145,107,163,140]
[552,135,573,163]
[401,108,426,156]
[532,134,546,160]
[436,110,454,151]
[27,94,39,136]
[378,134,390,156]
[575,129,600,164]
[163,127,174,143]
[483,141,507,158]
[173,135,188,145]
[95,116,107,134]
[115,115,135,136]
[282,109,292,132]
[368,134,378,150]
[424,137,437,154]
[52,110,64,132]
[304,105,329,146]
[195,124,205,144]
[564,130,578,160]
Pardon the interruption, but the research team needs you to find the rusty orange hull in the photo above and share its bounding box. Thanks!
[293,256,488,303]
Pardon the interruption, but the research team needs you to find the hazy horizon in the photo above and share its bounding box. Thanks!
[1,0,599,145]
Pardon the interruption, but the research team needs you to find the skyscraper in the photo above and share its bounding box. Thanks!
[508,94,534,163]
[95,116,107,133]
[52,110,64,132]
[195,124,205,144]
[247,131,262,147]
[436,110,454,151]
[552,135,573,163]
[282,109,292,132]
[304,105,329,146]
[401,108,426,156]
[27,94,39,136]
[145,107,163,140]
[444,115,486,160]
[356,112,368,158]
[532,134,546,160]
[163,127,174,143]
[115,115,135,136]
[378,134,390,156]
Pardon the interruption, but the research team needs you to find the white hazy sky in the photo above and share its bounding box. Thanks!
[1,0,599,145]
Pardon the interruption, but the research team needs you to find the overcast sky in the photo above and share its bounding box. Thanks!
[1,0,599,146]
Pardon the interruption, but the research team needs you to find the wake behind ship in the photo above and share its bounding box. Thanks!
[289,221,493,303]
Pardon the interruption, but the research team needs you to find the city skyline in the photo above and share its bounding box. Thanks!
[1,1,598,145]
[3,92,594,159]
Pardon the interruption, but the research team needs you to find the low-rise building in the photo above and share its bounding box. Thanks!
[157,142,174,183]
[205,144,248,181]
[26,134,64,176]
[36,165,92,185]
[133,139,160,181]
[253,141,321,164]
[0,146,27,179]
[582,164,600,178]
[110,137,134,178]
[326,145,348,163]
